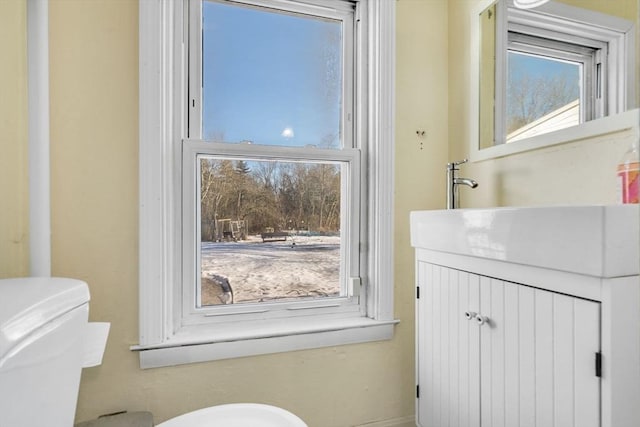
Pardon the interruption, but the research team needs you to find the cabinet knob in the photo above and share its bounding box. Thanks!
[464,311,477,320]
[476,315,489,326]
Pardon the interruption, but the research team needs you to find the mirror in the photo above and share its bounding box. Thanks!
[477,0,637,152]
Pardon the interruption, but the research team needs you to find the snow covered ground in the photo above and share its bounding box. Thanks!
[200,234,341,305]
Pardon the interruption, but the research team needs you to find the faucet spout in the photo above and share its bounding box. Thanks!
[446,159,478,209]
[454,177,478,188]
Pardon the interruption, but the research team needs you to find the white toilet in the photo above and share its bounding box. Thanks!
[156,403,308,427]
[0,277,308,427]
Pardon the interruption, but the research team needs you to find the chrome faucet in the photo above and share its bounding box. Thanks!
[447,159,478,209]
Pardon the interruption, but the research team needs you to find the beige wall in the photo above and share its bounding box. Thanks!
[449,0,640,208]
[0,0,28,278]
[4,0,635,424]
[556,0,637,20]
[42,0,448,425]
[393,0,450,414]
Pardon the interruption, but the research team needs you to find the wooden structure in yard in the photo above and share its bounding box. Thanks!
[260,231,289,242]
[215,219,247,241]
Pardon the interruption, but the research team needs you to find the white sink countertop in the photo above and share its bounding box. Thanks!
[410,205,639,278]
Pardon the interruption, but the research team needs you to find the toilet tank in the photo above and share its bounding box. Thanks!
[0,277,90,427]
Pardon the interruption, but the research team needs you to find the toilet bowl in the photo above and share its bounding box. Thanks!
[156,403,308,427]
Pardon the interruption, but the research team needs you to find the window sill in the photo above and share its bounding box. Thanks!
[131,316,399,369]
[470,109,640,162]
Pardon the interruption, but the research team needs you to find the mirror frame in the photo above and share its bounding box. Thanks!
[469,0,638,162]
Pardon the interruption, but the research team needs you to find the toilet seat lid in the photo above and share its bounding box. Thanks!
[156,403,308,427]
[0,278,89,360]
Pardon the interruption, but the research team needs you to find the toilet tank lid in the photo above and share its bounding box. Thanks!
[0,277,90,359]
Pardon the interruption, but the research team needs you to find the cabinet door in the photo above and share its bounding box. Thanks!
[417,263,601,427]
[478,277,601,427]
[417,263,481,427]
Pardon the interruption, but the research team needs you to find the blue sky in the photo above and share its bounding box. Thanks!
[506,50,580,122]
[202,1,342,148]
[508,51,579,88]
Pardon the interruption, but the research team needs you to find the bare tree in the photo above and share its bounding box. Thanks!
[506,59,579,134]
[200,159,234,240]
[200,158,342,238]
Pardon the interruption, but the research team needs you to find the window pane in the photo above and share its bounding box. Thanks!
[506,51,581,142]
[199,157,343,306]
[202,1,343,149]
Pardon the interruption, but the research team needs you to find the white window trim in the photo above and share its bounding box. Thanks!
[183,0,361,323]
[470,0,637,161]
[135,0,396,369]
[187,0,357,142]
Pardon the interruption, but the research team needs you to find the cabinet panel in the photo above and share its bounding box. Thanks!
[417,262,431,427]
[467,272,481,427]
[448,268,460,427]
[518,285,536,427]
[535,290,554,427]
[479,276,498,427]
[458,270,477,427]
[552,294,600,427]
[417,264,480,427]
[553,295,576,426]
[417,263,601,427]
[574,299,600,427]
[503,282,520,426]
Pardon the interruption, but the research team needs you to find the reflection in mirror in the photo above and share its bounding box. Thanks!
[478,0,637,150]
[506,37,584,142]
[479,3,496,149]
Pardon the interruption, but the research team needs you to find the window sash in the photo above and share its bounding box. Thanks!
[182,0,363,325]
[507,31,599,125]
[181,140,363,325]
[187,0,356,147]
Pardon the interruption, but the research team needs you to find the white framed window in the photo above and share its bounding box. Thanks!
[496,5,611,144]
[183,0,361,323]
[505,33,604,141]
[135,0,396,369]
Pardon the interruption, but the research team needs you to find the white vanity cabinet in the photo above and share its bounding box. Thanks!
[410,206,640,427]
[417,262,600,427]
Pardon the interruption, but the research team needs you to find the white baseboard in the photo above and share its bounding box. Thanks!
[354,415,415,427]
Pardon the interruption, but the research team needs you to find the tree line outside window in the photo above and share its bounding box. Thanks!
[200,158,341,241]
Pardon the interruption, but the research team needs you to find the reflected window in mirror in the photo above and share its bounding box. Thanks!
[506,33,602,142]
[477,0,636,152]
